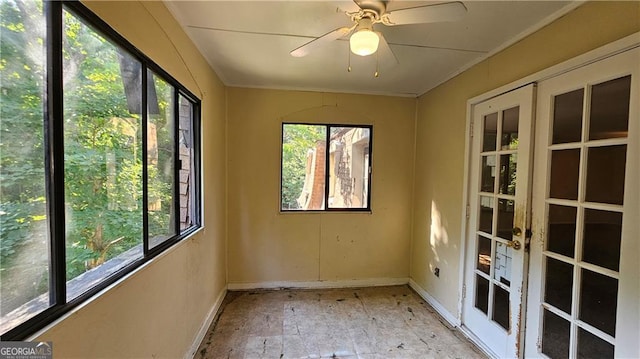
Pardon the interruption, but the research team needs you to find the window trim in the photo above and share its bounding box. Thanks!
[280,122,373,213]
[1,1,202,340]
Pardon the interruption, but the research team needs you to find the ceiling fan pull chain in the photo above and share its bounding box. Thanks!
[374,51,379,78]
[347,49,352,72]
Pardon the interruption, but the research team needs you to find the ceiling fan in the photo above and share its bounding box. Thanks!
[290,0,467,62]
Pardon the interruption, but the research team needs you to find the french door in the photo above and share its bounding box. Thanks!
[463,84,535,358]
[525,48,639,358]
[464,46,639,358]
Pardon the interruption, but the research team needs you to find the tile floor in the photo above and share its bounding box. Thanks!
[196,285,486,359]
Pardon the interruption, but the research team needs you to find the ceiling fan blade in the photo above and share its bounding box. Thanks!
[385,1,467,26]
[376,32,399,67]
[336,0,361,13]
[290,26,355,58]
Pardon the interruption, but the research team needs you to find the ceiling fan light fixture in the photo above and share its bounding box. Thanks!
[350,25,379,56]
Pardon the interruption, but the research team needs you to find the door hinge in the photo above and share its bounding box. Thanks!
[462,284,466,299]
[466,205,470,219]
[470,120,474,137]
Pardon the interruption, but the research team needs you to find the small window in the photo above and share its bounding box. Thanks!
[281,124,372,211]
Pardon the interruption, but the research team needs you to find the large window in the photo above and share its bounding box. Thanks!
[281,124,372,211]
[0,1,201,339]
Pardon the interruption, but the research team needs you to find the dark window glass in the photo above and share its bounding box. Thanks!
[475,275,489,314]
[577,327,614,359]
[492,285,510,330]
[542,309,570,359]
[589,76,631,140]
[481,155,496,193]
[552,89,583,144]
[478,196,493,234]
[501,107,519,150]
[550,149,580,200]
[547,205,577,258]
[482,113,497,152]
[496,199,514,240]
[582,209,622,271]
[579,269,618,337]
[544,257,573,314]
[585,145,627,205]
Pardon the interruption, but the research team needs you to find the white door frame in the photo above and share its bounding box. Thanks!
[458,32,640,357]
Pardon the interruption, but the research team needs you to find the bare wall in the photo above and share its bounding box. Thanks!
[226,89,415,285]
[411,1,640,318]
[33,2,227,358]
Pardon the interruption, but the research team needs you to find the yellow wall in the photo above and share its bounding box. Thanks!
[23,0,640,356]
[226,89,415,285]
[411,1,640,317]
[33,2,227,358]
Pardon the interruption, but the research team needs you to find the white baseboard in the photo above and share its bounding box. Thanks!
[408,278,461,327]
[227,277,409,291]
[185,285,227,359]
[408,279,497,358]
[457,324,499,359]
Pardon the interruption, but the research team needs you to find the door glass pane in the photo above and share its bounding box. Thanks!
[477,235,491,275]
[478,196,493,234]
[589,76,631,140]
[577,327,614,359]
[542,309,570,359]
[481,155,496,193]
[0,0,50,336]
[483,112,498,152]
[475,274,489,314]
[544,257,573,314]
[550,149,580,200]
[498,154,517,195]
[496,199,514,240]
[492,284,510,330]
[493,241,512,287]
[147,71,176,249]
[585,145,627,205]
[552,89,584,144]
[583,209,622,271]
[501,107,519,150]
[63,9,143,300]
[579,269,617,336]
[328,126,371,209]
[547,205,577,258]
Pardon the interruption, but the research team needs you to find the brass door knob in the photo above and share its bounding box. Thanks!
[506,239,522,250]
[512,227,522,236]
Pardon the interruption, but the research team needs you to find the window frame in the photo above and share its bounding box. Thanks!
[280,122,373,213]
[1,1,202,340]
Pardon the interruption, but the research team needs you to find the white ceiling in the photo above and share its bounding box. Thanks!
[165,1,575,97]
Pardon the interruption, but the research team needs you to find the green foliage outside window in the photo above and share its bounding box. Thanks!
[0,0,175,316]
[281,124,325,210]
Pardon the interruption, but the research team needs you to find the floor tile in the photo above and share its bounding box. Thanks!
[195,285,485,359]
